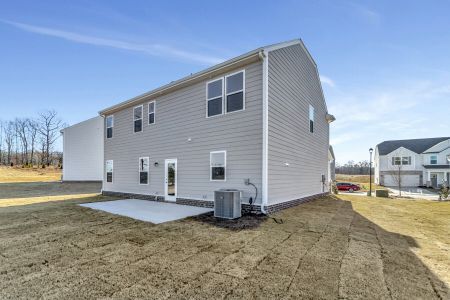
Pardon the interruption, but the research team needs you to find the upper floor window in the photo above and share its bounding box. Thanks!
[392,156,411,165]
[430,155,438,164]
[134,105,143,133]
[106,160,113,183]
[210,151,226,181]
[225,71,244,113]
[402,156,411,165]
[207,78,223,117]
[106,116,113,139]
[148,101,155,125]
[309,105,315,133]
[139,157,149,184]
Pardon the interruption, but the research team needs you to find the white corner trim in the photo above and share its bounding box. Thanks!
[261,50,269,213]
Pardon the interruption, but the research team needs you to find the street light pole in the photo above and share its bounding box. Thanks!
[369,148,373,196]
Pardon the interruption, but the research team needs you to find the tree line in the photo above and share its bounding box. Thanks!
[0,110,65,167]
[336,160,374,175]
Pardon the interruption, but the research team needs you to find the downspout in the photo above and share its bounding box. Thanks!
[260,50,269,214]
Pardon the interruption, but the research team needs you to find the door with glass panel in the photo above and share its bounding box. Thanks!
[164,159,177,201]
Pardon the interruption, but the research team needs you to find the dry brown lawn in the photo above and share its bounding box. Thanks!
[336,174,387,191]
[0,166,61,183]
[0,182,449,299]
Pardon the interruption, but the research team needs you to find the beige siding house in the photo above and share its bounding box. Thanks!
[99,39,335,213]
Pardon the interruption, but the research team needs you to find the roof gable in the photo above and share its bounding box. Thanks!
[376,137,450,155]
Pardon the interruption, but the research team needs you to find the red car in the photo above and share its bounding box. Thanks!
[336,182,361,192]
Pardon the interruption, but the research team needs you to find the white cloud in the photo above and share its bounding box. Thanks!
[320,75,336,87]
[1,20,225,65]
[329,79,450,163]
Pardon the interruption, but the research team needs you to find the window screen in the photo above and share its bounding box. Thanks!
[207,79,223,117]
[106,160,113,183]
[134,106,143,133]
[139,157,149,184]
[210,151,226,181]
[148,102,155,124]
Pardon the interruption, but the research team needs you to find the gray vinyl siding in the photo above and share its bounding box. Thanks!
[267,44,329,204]
[103,62,263,203]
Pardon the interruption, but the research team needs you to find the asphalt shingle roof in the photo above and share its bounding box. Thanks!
[376,137,450,155]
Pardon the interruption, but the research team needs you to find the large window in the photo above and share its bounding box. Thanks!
[225,71,244,113]
[210,151,226,181]
[309,105,315,133]
[392,156,411,165]
[148,101,155,125]
[134,105,143,133]
[106,160,113,183]
[106,116,113,139]
[139,157,149,184]
[430,155,438,164]
[207,78,223,117]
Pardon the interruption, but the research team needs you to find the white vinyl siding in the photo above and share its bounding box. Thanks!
[267,43,329,204]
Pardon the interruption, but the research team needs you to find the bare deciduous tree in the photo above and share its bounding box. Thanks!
[37,110,64,166]
[4,121,15,165]
[15,118,30,165]
[29,119,39,166]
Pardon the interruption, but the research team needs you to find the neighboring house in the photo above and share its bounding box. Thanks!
[98,39,335,213]
[374,137,450,188]
[61,116,104,181]
[328,145,336,183]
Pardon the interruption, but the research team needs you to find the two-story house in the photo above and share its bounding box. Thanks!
[98,39,335,213]
[374,137,450,188]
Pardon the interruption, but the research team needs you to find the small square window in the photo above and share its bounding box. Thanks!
[430,155,438,164]
[210,151,226,181]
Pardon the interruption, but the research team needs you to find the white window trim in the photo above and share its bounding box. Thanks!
[106,115,114,139]
[106,160,113,183]
[430,155,438,164]
[206,77,224,118]
[225,70,245,114]
[138,156,149,185]
[133,105,143,133]
[210,150,226,181]
[309,105,315,133]
[148,101,156,125]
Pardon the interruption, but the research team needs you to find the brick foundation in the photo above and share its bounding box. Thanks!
[102,190,328,214]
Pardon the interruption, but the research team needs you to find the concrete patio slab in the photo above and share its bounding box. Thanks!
[80,199,213,224]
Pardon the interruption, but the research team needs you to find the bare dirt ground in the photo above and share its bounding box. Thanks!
[0,182,449,299]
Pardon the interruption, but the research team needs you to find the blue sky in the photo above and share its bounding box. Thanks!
[1,0,449,163]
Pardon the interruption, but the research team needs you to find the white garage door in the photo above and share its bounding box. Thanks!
[383,174,420,187]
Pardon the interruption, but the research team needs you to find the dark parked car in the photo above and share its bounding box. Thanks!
[336,182,361,192]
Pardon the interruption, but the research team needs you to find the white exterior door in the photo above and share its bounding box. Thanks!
[164,159,177,201]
